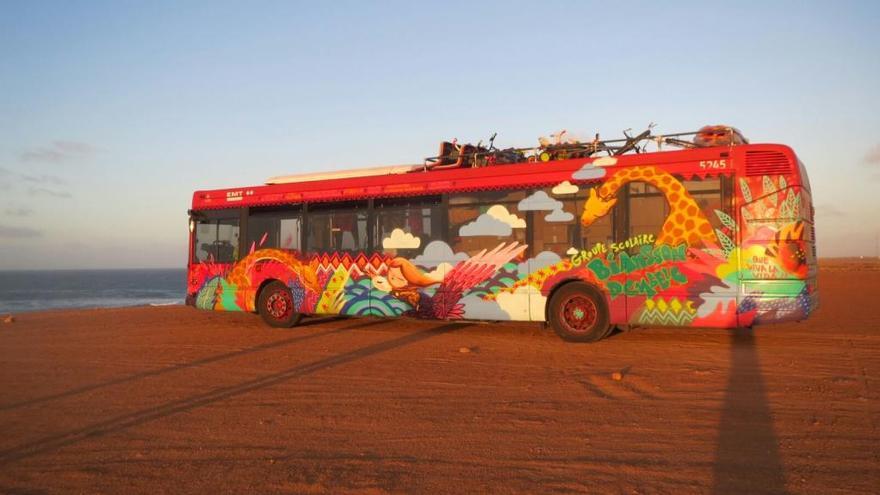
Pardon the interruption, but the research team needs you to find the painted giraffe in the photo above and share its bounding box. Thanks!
[486,165,718,299]
[582,165,718,248]
[482,256,582,301]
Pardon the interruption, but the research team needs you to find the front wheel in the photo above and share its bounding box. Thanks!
[258,281,303,328]
[548,282,611,342]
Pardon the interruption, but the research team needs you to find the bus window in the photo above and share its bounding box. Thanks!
[247,208,302,252]
[194,219,215,262]
[576,185,615,249]
[530,188,579,256]
[374,196,442,257]
[280,218,302,251]
[307,202,368,254]
[628,182,668,241]
[683,176,731,233]
[247,214,276,249]
[216,219,240,262]
[448,190,526,256]
[193,213,240,263]
[626,175,731,246]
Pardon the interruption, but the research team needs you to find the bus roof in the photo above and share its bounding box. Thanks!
[191,143,801,211]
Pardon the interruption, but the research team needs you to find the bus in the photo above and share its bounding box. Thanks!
[186,126,818,342]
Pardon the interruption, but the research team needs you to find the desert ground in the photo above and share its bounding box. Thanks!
[0,260,878,494]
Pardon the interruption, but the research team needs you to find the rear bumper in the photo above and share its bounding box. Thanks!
[738,279,816,326]
[808,286,819,314]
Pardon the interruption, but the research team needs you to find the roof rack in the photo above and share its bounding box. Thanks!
[422,125,747,171]
[265,125,748,184]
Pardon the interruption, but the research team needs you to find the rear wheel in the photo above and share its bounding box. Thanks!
[548,282,611,342]
[258,281,303,328]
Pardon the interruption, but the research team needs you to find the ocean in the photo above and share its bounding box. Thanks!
[0,269,186,314]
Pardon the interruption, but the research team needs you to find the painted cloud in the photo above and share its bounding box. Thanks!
[495,287,533,321]
[461,287,546,322]
[551,180,579,195]
[488,205,526,227]
[592,156,617,167]
[572,164,607,181]
[382,228,421,249]
[412,240,468,268]
[427,262,454,281]
[517,191,562,211]
[460,205,525,237]
[460,293,514,320]
[517,251,562,274]
[545,208,574,222]
[544,208,574,222]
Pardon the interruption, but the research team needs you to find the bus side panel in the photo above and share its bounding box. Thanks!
[516,166,742,329]
[189,262,251,312]
[576,167,740,330]
[189,250,318,314]
[485,257,545,322]
[188,245,537,321]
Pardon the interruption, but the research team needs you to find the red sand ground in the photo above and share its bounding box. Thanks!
[0,261,878,494]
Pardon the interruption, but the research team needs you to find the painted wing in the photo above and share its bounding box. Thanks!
[432,241,528,318]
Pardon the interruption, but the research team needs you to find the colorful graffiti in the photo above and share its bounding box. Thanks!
[190,161,816,328]
[580,165,718,248]
[193,240,530,320]
[586,244,688,299]
[368,242,527,319]
[637,297,697,326]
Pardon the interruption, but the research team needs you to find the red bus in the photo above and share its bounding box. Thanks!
[187,126,817,342]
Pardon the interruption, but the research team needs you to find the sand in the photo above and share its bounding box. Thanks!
[0,260,878,494]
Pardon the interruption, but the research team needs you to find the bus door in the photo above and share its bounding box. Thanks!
[190,209,242,310]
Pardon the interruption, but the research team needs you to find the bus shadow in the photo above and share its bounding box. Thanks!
[0,316,386,412]
[711,327,787,494]
[0,321,468,466]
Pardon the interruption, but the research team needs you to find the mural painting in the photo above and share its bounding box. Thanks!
[190,159,815,328]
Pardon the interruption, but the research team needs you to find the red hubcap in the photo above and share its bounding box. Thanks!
[266,289,293,320]
[560,295,597,333]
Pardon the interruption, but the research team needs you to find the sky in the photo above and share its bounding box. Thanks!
[1,1,878,269]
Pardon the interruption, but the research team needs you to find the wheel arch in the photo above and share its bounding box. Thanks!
[253,278,285,314]
[544,278,608,322]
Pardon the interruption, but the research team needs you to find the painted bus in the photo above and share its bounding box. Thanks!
[187,126,817,342]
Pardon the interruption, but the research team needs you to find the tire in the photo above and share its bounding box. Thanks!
[548,282,611,342]
[257,281,303,328]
